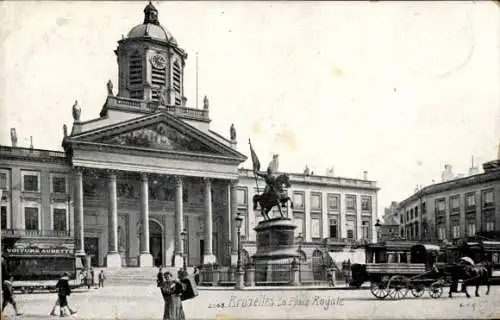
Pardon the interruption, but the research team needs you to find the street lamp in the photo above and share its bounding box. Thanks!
[235,214,243,272]
[180,229,187,271]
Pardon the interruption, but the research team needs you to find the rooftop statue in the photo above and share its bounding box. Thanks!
[230,124,236,141]
[72,100,81,122]
[107,80,114,96]
[203,95,209,110]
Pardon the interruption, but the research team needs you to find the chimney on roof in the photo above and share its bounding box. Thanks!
[10,128,17,147]
[441,164,454,182]
[469,155,479,176]
[363,170,368,180]
[497,140,500,160]
[30,136,33,150]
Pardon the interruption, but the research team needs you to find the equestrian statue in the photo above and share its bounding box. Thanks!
[249,140,293,220]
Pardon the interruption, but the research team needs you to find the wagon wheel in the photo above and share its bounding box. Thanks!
[411,284,426,298]
[388,275,410,300]
[429,281,443,299]
[370,280,390,300]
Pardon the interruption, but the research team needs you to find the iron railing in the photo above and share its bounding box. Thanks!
[199,261,333,286]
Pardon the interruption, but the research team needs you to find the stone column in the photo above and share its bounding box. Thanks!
[397,252,401,263]
[106,171,121,267]
[225,183,232,265]
[139,173,153,267]
[73,167,85,256]
[174,176,184,267]
[203,178,216,264]
[230,180,238,266]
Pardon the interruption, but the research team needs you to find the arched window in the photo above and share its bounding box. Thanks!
[312,250,324,280]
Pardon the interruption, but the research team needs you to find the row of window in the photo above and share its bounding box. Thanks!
[404,203,425,224]
[238,208,371,241]
[404,219,495,241]
[0,170,67,193]
[236,188,373,212]
[401,189,495,225]
[435,189,494,214]
[0,205,68,231]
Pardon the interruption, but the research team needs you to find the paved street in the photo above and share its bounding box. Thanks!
[2,285,499,320]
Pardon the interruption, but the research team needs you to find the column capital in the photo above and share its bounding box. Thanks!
[108,171,117,181]
[203,177,212,185]
[140,172,149,182]
[73,166,84,175]
[175,175,183,187]
[230,179,238,189]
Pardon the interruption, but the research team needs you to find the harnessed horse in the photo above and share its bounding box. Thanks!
[448,261,492,298]
[252,174,294,220]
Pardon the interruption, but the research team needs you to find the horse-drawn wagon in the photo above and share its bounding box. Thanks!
[363,244,448,300]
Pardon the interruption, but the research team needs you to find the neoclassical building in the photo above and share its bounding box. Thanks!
[0,3,379,269]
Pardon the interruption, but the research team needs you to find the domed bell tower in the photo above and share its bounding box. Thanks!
[114,2,187,106]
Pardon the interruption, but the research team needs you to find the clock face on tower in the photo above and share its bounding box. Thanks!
[150,55,167,69]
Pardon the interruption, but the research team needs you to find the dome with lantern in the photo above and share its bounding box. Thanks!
[127,2,178,46]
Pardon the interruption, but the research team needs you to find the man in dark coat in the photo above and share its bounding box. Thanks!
[50,272,77,316]
[2,276,22,316]
[193,267,200,285]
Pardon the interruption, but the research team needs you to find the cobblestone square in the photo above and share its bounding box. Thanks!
[2,285,499,320]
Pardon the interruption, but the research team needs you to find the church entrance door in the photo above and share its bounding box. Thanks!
[149,220,163,267]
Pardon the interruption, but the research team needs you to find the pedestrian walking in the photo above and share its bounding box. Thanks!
[327,268,335,287]
[160,272,186,320]
[50,272,77,317]
[2,276,22,316]
[98,270,106,288]
[90,268,95,288]
[79,270,86,287]
[157,267,164,287]
[193,267,200,285]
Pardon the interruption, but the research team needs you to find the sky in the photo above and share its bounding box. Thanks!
[0,1,499,219]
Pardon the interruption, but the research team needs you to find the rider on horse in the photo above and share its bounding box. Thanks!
[255,167,278,196]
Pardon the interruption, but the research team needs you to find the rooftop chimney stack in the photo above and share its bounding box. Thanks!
[10,128,17,147]
[468,155,479,176]
[30,136,33,150]
[497,140,500,160]
[363,170,368,180]
[441,164,454,182]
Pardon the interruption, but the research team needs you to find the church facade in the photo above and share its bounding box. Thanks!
[0,3,379,268]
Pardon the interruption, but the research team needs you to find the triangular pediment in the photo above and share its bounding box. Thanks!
[67,112,246,160]
[98,122,215,153]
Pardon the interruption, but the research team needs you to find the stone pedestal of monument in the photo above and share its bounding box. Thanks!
[252,218,300,284]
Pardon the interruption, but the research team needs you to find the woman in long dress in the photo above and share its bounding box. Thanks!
[160,272,186,320]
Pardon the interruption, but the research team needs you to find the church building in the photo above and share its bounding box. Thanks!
[0,3,379,269]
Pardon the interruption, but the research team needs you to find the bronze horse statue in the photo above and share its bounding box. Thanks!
[252,174,293,220]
